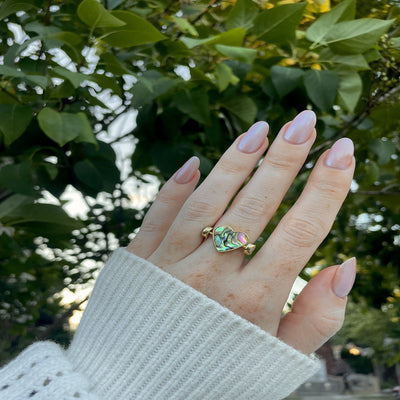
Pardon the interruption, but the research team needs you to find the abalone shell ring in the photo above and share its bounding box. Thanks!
[202,226,256,255]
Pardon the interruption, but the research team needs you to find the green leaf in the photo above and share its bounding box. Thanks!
[43,163,58,180]
[364,161,380,185]
[336,68,362,112]
[175,88,211,125]
[49,32,83,46]
[92,74,123,95]
[108,0,125,9]
[25,75,49,88]
[252,3,306,44]
[0,161,34,196]
[74,113,97,145]
[0,104,33,146]
[215,63,239,92]
[102,10,167,47]
[303,69,339,111]
[0,195,32,220]
[318,49,370,70]
[77,0,126,29]
[369,139,396,165]
[215,44,257,64]
[0,65,48,88]
[271,66,304,97]
[221,94,257,126]
[171,16,198,37]
[363,48,382,63]
[0,0,36,20]
[5,203,83,228]
[37,108,96,146]
[181,28,246,49]
[0,65,25,78]
[391,37,400,50]
[306,0,355,44]
[325,19,395,54]
[73,160,104,191]
[99,52,132,75]
[370,103,400,132]
[131,72,176,108]
[52,66,88,88]
[226,0,258,30]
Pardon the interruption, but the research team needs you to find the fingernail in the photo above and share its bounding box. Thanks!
[325,138,354,170]
[283,110,316,144]
[174,156,200,184]
[238,121,269,153]
[332,257,357,298]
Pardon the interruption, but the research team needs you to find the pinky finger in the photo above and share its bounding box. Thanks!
[127,157,200,259]
[277,258,356,354]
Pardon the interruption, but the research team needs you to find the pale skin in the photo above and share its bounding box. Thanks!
[127,110,356,355]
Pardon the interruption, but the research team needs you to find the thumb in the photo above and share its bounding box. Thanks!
[277,258,356,354]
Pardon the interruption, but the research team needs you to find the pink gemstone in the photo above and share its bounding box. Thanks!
[238,232,247,244]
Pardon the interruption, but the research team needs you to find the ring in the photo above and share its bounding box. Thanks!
[202,226,256,255]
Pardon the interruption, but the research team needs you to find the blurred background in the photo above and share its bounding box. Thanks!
[0,0,399,395]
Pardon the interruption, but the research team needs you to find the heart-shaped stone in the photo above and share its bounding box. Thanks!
[213,226,249,252]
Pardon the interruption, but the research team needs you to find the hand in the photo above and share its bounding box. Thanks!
[127,110,356,354]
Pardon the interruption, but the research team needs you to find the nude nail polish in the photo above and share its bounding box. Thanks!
[325,138,354,170]
[283,110,316,144]
[174,156,200,184]
[332,257,357,298]
[238,121,269,153]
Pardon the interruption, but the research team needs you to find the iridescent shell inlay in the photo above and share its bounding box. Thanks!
[213,226,248,252]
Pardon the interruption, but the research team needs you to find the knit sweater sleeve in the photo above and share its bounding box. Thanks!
[1,248,320,399]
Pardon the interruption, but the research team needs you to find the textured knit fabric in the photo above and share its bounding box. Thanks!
[0,248,320,399]
[0,342,99,399]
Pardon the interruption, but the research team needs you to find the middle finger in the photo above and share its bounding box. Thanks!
[216,110,316,244]
[149,121,269,265]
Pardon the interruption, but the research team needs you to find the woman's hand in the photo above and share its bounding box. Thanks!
[127,110,356,355]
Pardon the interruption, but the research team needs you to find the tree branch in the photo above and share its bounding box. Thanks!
[36,296,89,340]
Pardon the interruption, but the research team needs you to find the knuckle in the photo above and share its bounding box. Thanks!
[137,219,160,235]
[281,216,322,249]
[310,179,345,201]
[184,198,217,222]
[232,194,267,225]
[218,157,245,176]
[309,312,345,339]
[267,153,295,171]
[156,187,179,206]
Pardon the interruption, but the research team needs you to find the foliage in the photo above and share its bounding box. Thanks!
[0,0,399,363]
[334,300,400,370]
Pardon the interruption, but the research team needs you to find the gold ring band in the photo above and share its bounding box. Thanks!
[202,226,256,255]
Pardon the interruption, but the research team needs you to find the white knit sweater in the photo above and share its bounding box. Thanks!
[0,248,319,399]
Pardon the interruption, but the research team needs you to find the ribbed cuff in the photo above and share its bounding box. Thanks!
[0,342,99,400]
[67,248,319,400]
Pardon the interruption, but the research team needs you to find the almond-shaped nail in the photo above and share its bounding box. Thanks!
[174,156,200,184]
[238,121,269,153]
[325,138,354,170]
[332,257,357,298]
[283,110,316,144]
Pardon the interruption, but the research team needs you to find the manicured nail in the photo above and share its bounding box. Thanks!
[174,156,200,184]
[325,138,354,170]
[238,121,269,153]
[283,110,316,144]
[332,257,357,298]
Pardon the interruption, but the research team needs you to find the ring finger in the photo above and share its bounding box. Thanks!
[252,138,355,302]
[215,110,317,247]
[149,121,269,266]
